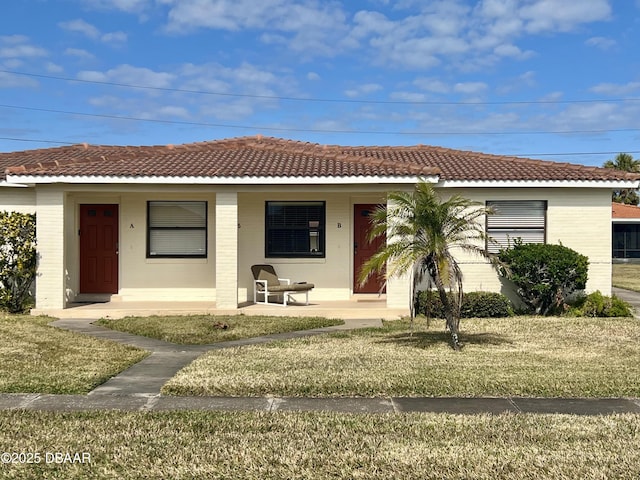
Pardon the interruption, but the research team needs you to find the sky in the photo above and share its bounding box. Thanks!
[0,0,639,167]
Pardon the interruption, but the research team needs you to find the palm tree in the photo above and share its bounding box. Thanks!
[358,180,494,350]
[604,153,640,205]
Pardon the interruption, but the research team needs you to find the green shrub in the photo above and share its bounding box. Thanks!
[0,212,36,313]
[416,291,513,318]
[566,291,633,318]
[498,242,589,315]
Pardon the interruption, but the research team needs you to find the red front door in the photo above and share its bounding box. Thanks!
[354,204,386,293]
[80,204,119,294]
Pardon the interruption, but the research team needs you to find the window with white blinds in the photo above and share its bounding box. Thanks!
[147,201,207,257]
[486,200,546,253]
[265,201,325,257]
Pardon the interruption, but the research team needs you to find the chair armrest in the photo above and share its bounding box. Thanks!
[278,278,291,285]
[254,279,268,290]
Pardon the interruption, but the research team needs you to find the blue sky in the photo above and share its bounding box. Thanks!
[0,0,639,166]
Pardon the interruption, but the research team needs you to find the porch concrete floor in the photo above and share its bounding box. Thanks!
[32,297,408,320]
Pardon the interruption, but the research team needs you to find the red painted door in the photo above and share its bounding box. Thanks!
[80,204,119,294]
[354,204,386,293]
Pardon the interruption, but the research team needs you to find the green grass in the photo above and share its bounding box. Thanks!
[612,263,640,292]
[0,410,638,479]
[163,316,640,398]
[0,315,148,394]
[96,314,343,344]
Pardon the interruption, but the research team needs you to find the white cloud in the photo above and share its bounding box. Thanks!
[81,0,151,13]
[344,83,383,98]
[453,82,488,95]
[590,82,640,96]
[585,36,616,50]
[159,0,348,56]
[0,38,47,58]
[519,0,612,33]
[78,65,175,89]
[65,48,95,60]
[59,19,100,38]
[493,43,534,59]
[0,71,38,88]
[46,62,64,73]
[307,72,320,81]
[413,77,450,94]
[59,19,128,46]
[389,91,427,102]
[347,0,613,71]
[155,105,190,118]
[0,35,30,45]
[101,31,128,44]
[496,71,537,94]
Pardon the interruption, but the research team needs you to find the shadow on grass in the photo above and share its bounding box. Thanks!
[376,329,512,349]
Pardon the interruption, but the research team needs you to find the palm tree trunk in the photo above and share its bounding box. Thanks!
[429,261,462,351]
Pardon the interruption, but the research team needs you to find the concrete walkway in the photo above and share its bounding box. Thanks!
[1,313,639,415]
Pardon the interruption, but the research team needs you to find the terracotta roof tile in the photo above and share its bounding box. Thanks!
[1,135,637,183]
[612,202,640,219]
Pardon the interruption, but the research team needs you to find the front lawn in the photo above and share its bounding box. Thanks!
[96,314,343,344]
[0,315,147,394]
[163,316,640,398]
[1,410,638,480]
[612,263,640,292]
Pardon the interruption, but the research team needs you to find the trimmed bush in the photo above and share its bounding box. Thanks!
[566,291,633,318]
[498,242,589,315]
[416,291,513,318]
[0,212,36,313]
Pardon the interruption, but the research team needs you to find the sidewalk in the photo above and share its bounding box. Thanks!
[1,315,638,415]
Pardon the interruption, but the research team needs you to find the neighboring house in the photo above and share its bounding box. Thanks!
[612,202,640,261]
[0,135,637,314]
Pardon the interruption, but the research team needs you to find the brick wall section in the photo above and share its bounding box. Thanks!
[215,192,238,309]
[35,188,65,309]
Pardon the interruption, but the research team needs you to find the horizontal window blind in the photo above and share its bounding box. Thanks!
[147,201,207,258]
[149,201,206,228]
[149,230,206,256]
[486,200,546,253]
[265,201,325,257]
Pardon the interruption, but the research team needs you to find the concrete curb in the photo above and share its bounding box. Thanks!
[1,394,639,415]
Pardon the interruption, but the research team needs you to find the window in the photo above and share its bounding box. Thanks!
[147,201,207,258]
[265,201,325,257]
[486,200,546,253]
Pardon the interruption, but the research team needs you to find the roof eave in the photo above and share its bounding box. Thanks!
[5,174,440,186]
[438,179,640,189]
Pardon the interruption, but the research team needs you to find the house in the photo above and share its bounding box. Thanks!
[612,202,640,261]
[1,135,637,315]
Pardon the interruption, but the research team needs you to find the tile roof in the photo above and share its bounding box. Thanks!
[1,135,637,183]
[612,202,640,219]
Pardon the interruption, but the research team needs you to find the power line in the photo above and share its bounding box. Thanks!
[0,136,638,159]
[1,103,639,137]
[2,68,640,106]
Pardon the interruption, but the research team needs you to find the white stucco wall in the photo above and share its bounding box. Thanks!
[237,190,386,303]
[0,187,36,213]
[440,187,613,296]
[63,190,217,302]
[35,188,66,309]
[29,182,614,310]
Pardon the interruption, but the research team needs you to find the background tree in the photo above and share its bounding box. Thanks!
[358,180,494,350]
[604,153,640,205]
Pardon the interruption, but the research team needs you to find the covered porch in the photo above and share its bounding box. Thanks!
[32,295,407,320]
[33,184,413,315]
